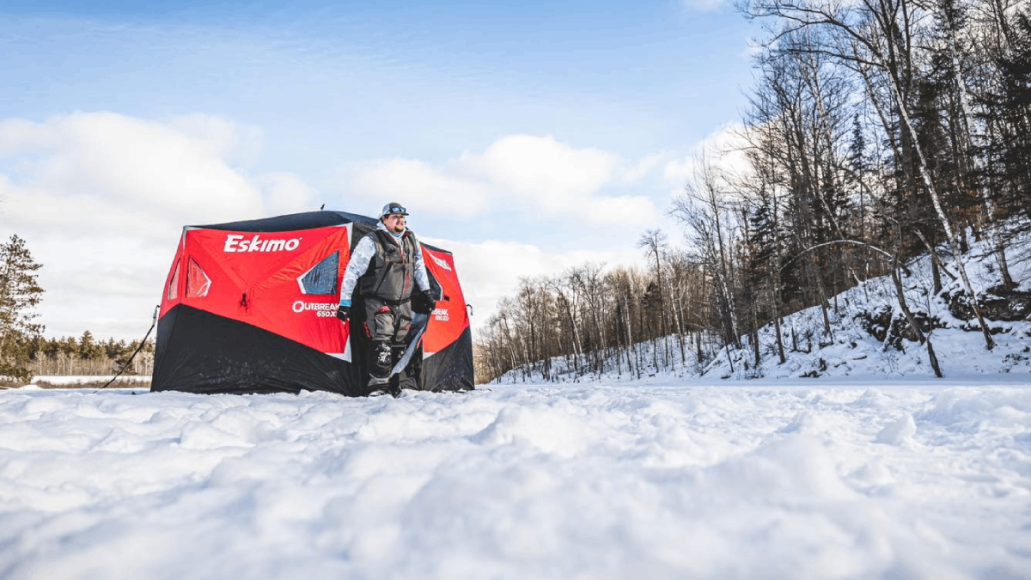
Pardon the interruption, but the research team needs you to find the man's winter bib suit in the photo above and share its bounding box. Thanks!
[339,220,434,388]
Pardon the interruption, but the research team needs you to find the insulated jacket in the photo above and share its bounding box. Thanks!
[339,221,432,307]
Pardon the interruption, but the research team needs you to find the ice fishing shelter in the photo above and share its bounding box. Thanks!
[150,210,473,396]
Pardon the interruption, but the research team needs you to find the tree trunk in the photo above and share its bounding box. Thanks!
[891,264,943,378]
[774,315,786,364]
[885,65,996,350]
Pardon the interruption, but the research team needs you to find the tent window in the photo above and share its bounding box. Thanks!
[167,259,180,301]
[186,258,211,298]
[299,252,339,295]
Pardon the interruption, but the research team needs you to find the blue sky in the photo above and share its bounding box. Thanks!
[0,0,756,339]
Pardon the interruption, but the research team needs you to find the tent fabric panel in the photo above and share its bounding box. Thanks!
[180,225,353,356]
[189,227,342,289]
[420,327,474,392]
[195,210,376,237]
[158,233,187,318]
[152,305,363,396]
[420,246,470,355]
[167,259,181,301]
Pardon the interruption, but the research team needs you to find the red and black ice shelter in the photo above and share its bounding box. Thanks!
[150,210,473,396]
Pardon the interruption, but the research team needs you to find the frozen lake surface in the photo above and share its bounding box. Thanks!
[1,380,1030,580]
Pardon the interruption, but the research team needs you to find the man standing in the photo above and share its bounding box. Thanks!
[336,202,438,392]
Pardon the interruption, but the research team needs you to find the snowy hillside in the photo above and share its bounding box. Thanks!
[497,228,1031,385]
[707,230,1031,380]
[1,381,1030,579]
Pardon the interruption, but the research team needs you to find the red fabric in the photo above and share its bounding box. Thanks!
[160,226,352,355]
[157,223,469,359]
[421,246,470,355]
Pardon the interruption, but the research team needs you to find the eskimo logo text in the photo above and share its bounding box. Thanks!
[224,234,302,253]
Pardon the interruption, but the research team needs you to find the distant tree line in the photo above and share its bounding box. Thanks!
[23,332,155,378]
[473,258,719,383]
[476,0,1031,382]
[1,234,154,384]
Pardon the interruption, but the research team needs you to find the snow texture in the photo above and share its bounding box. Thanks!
[1,382,1030,580]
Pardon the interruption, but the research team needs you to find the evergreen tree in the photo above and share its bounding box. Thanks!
[0,235,45,381]
[79,330,105,360]
[982,9,1031,223]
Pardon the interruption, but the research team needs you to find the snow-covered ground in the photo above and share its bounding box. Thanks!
[30,375,151,386]
[2,381,1030,580]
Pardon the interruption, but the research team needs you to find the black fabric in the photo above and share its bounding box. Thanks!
[151,304,363,396]
[420,327,475,392]
[396,344,422,392]
[196,210,376,235]
[335,304,350,322]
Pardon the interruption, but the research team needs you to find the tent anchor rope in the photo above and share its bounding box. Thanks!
[97,305,159,390]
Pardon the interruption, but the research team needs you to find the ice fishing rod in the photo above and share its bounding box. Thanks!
[97,305,159,390]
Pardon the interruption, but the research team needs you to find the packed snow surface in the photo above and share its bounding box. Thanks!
[2,381,1030,580]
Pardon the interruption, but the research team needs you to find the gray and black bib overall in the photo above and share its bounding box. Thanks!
[358,230,418,380]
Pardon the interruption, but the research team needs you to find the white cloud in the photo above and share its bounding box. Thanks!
[623,151,673,184]
[338,134,664,227]
[345,158,490,219]
[664,123,751,189]
[171,113,264,169]
[257,172,320,216]
[0,118,51,154]
[0,112,317,339]
[0,112,263,231]
[458,135,619,210]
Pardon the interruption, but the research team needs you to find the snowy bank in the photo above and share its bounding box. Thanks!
[703,230,1031,380]
[496,228,1031,385]
[1,382,1029,579]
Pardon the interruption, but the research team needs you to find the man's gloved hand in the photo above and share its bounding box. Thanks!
[412,289,437,315]
[336,304,350,323]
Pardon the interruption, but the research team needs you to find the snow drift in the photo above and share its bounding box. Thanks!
[1,381,1030,579]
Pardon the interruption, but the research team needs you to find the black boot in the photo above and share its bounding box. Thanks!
[366,339,393,394]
